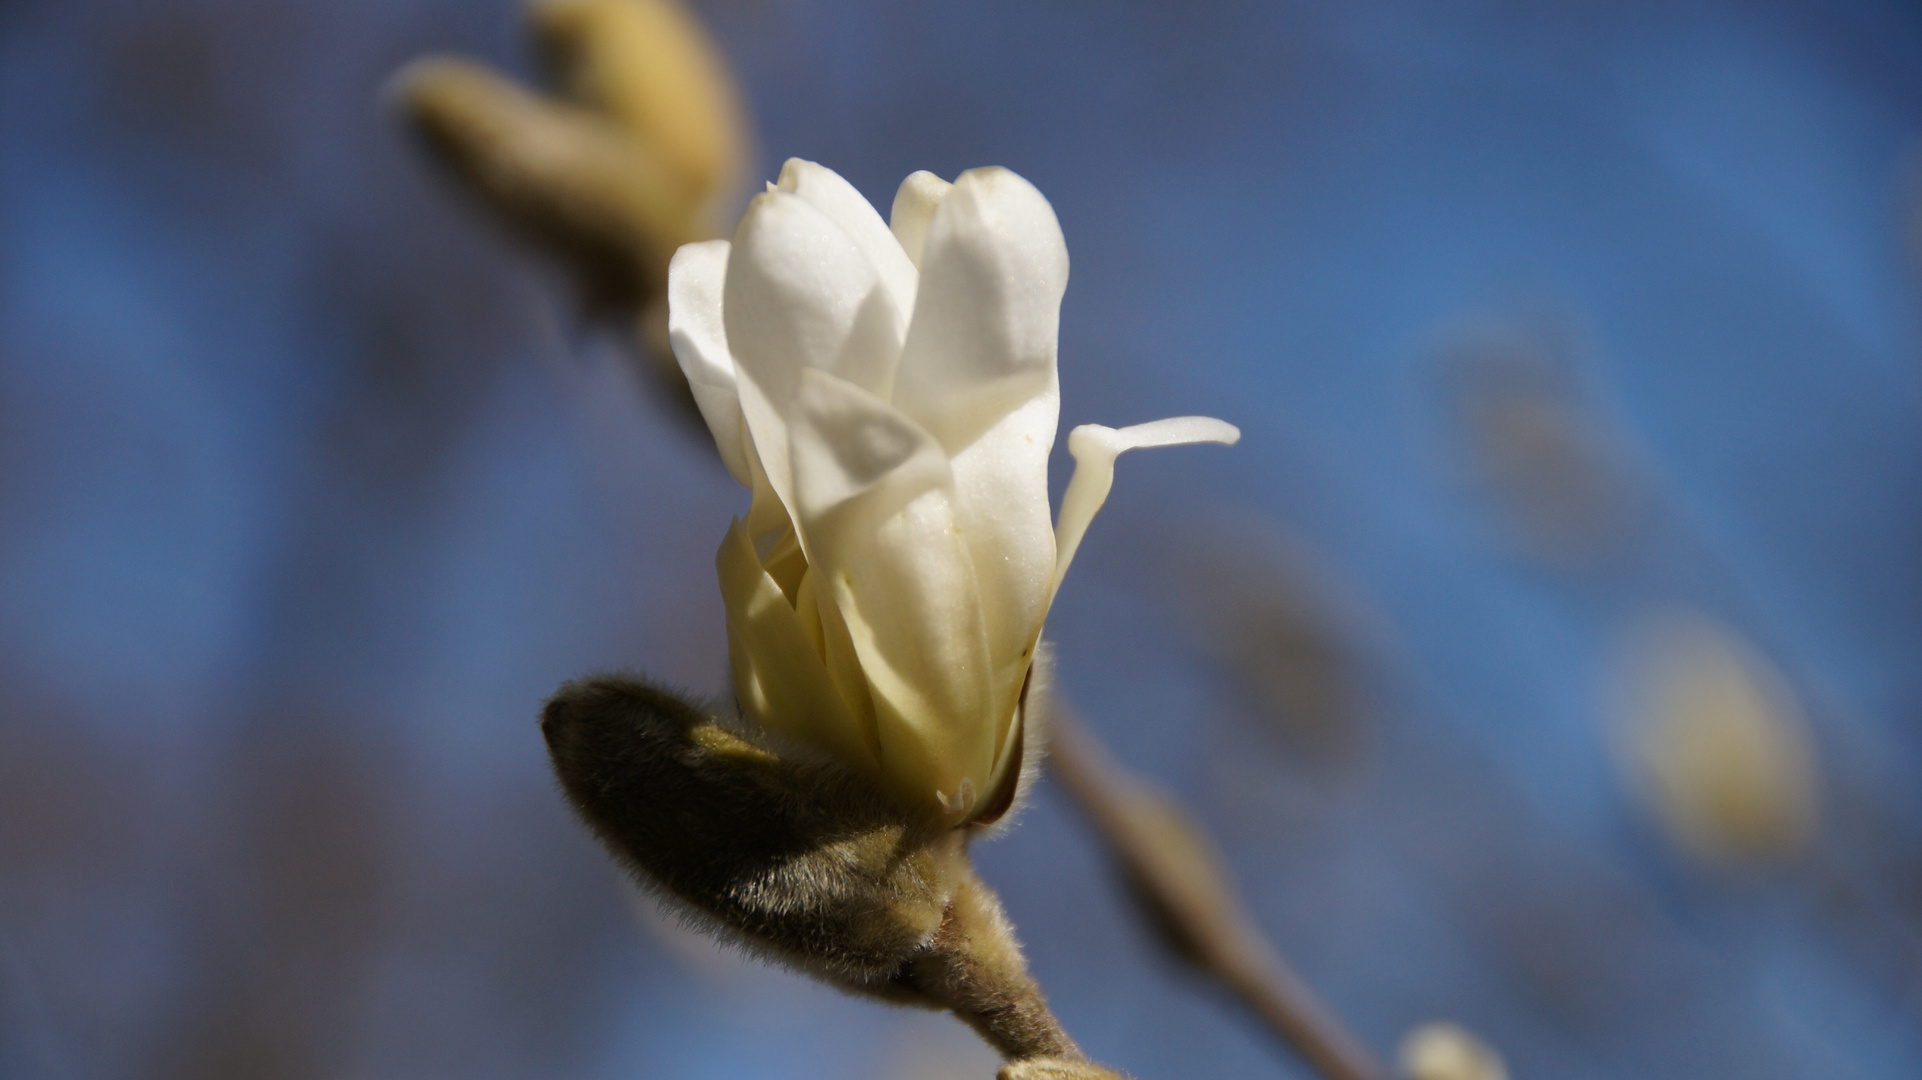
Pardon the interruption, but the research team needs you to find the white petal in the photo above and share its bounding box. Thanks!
[893,167,1068,454]
[948,384,1057,749]
[716,517,876,770]
[894,167,1063,765]
[889,170,952,268]
[667,240,753,486]
[1051,416,1242,596]
[725,190,906,538]
[778,159,919,344]
[786,368,997,814]
[788,368,951,521]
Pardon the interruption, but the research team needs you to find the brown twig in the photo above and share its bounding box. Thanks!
[1046,700,1390,1080]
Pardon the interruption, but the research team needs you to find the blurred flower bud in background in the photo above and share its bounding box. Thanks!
[1399,1022,1508,1080]
[1610,609,1821,863]
[1440,321,1639,567]
[396,0,751,396]
[1168,512,1374,764]
[531,0,748,224]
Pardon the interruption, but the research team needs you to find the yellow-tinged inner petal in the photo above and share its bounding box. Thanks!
[716,517,876,771]
[802,571,880,761]
[786,369,998,814]
[825,490,996,813]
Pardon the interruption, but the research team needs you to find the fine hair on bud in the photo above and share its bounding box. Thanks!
[967,645,1055,842]
[998,1059,1132,1080]
[541,674,967,992]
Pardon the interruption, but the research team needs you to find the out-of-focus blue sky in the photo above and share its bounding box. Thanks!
[4,1,1922,1078]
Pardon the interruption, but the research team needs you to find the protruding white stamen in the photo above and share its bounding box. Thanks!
[1051,416,1240,596]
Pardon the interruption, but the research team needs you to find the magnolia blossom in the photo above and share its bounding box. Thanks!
[668,159,1237,824]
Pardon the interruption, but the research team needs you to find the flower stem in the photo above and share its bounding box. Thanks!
[897,873,1084,1063]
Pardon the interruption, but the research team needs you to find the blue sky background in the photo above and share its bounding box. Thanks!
[4,1,1922,1077]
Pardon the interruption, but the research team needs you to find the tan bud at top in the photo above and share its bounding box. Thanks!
[532,0,750,219]
[394,56,697,312]
[1612,609,1821,863]
[1399,1022,1507,1080]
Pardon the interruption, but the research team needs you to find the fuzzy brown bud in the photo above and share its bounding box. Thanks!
[542,674,1100,1070]
[542,674,967,991]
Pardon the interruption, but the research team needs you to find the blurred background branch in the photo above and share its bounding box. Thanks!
[1046,703,1389,1080]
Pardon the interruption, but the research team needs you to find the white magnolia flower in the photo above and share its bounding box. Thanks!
[668,158,1237,824]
